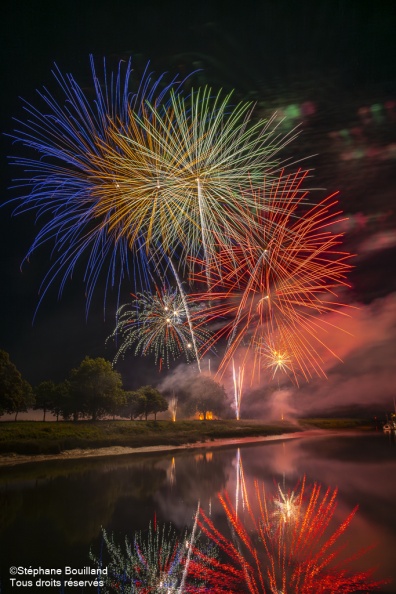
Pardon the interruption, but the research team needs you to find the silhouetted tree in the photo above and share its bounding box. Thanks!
[187,375,227,420]
[34,380,58,421]
[12,380,34,421]
[137,385,168,420]
[0,350,34,420]
[54,380,80,421]
[51,381,70,421]
[108,387,127,420]
[120,391,146,420]
[68,357,123,421]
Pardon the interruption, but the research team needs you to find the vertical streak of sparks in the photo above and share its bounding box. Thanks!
[232,359,245,420]
[169,259,201,372]
[169,394,178,422]
[235,448,249,517]
[178,501,200,594]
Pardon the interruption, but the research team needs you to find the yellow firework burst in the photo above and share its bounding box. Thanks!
[88,87,299,269]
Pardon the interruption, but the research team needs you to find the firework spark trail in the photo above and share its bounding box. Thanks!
[169,394,178,422]
[168,258,201,371]
[191,170,353,382]
[6,57,189,313]
[198,477,386,593]
[89,88,302,274]
[107,287,210,369]
[178,502,200,594]
[235,448,250,517]
[235,449,241,517]
[232,360,245,420]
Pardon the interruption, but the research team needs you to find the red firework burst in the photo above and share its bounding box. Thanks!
[190,170,353,382]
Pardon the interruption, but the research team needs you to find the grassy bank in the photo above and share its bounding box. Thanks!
[0,420,300,456]
[299,418,375,430]
[0,418,375,457]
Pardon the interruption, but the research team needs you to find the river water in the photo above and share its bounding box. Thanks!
[1,431,395,592]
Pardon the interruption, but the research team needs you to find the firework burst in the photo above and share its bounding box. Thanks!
[8,57,355,388]
[77,87,301,276]
[256,338,294,380]
[7,57,188,311]
[108,286,210,369]
[191,170,353,382]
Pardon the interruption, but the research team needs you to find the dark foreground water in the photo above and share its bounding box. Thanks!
[1,431,396,593]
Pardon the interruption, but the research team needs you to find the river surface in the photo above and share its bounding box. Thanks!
[1,431,396,592]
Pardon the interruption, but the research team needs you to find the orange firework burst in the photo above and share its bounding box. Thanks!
[198,477,387,593]
[256,337,294,381]
[191,170,353,382]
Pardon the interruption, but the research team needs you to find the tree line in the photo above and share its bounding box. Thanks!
[0,350,228,421]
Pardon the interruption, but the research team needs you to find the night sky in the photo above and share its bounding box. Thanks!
[0,0,395,414]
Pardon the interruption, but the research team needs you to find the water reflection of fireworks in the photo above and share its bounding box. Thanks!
[166,457,176,487]
[94,522,189,593]
[199,477,386,593]
[272,483,299,525]
[235,448,249,516]
[92,474,387,592]
[93,505,240,593]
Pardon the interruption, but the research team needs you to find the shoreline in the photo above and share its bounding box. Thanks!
[0,428,355,467]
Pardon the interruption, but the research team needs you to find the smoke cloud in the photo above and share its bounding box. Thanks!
[241,293,396,419]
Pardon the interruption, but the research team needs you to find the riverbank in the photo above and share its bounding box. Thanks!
[0,418,373,467]
[0,430,314,467]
